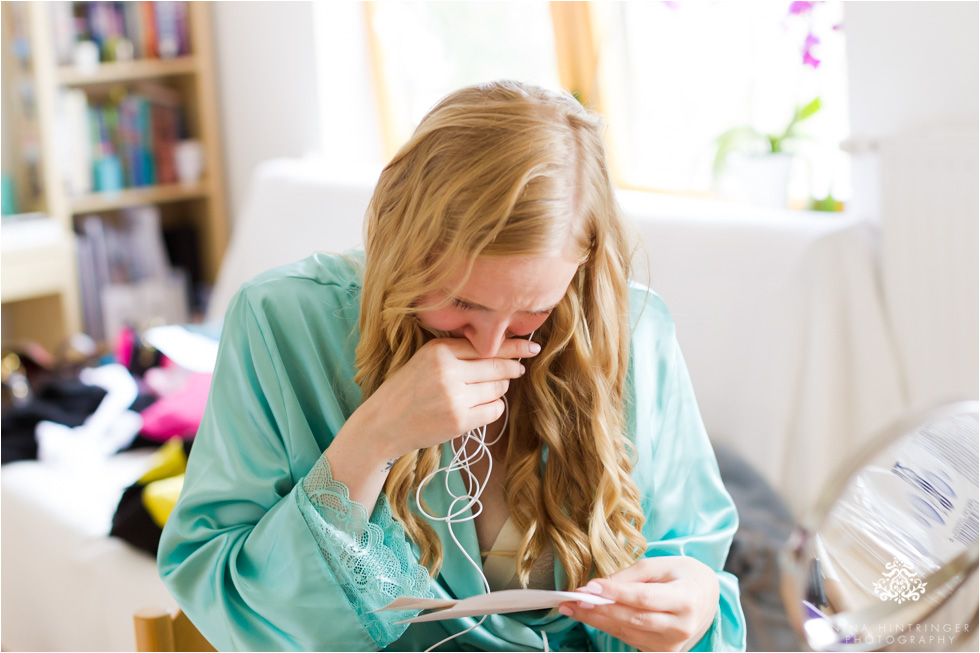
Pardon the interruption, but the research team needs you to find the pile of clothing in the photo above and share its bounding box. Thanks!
[1,326,215,555]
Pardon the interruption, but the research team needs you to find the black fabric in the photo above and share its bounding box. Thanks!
[716,443,805,652]
[110,482,161,556]
[129,393,157,413]
[163,224,204,311]
[1,379,107,464]
[109,482,163,557]
[0,377,157,465]
[124,434,168,451]
[110,439,193,556]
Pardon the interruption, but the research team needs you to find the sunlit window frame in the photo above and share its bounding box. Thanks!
[363,1,714,199]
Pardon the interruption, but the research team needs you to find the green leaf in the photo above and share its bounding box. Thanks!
[808,191,843,212]
[798,96,822,120]
[776,97,822,146]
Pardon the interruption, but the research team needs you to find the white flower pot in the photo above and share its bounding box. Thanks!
[729,153,793,209]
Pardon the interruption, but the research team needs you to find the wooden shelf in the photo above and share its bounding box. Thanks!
[68,181,209,214]
[57,56,197,86]
[2,3,228,347]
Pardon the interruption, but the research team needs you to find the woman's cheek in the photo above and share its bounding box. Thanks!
[511,314,550,336]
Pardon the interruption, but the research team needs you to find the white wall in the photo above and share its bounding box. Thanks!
[210,1,322,223]
[844,1,979,408]
[846,1,978,139]
[313,1,385,176]
[844,1,979,220]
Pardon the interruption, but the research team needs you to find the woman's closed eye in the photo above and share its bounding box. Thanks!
[451,298,480,311]
[451,297,554,317]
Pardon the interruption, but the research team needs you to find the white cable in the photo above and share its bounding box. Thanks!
[416,331,535,651]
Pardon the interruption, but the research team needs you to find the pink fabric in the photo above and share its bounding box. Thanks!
[115,327,135,369]
[139,372,213,441]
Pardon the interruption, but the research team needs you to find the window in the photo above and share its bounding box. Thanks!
[593,1,850,205]
[367,1,561,157]
[355,1,850,208]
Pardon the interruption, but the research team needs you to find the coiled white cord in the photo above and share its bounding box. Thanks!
[415,332,535,652]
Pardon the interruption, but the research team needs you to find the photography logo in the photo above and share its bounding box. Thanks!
[873,558,927,604]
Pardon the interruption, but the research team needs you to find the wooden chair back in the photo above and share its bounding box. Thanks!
[134,607,216,652]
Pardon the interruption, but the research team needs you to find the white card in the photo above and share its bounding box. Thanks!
[373,597,457,612]
[373,589,613,624]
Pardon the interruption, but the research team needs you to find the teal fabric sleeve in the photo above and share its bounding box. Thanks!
[157,263,428,652]
[583,288,747,652]
[298,454,433,645]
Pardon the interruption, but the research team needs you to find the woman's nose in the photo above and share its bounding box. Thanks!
[465,321,509,358]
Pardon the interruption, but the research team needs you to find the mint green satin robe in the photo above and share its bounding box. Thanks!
[157,252,746,651]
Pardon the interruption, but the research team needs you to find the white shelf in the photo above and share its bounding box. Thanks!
[1,217,75,303]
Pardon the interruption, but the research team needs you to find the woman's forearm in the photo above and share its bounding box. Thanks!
[323,405,398,514]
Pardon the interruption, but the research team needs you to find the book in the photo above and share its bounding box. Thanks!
[80,214,112,339]
[175,2,191,56]
[75,233,104,338]
[122,1,144,59]
[123,205,171,281]
[62,87,186,194]
[65,88,93,195]
[154,2,180,59]
[51,2,77,66]
[53,2,192,64]
[142,1,158,58]
[77,207,189,341]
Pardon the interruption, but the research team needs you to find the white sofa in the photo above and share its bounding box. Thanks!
[1,155,907,651]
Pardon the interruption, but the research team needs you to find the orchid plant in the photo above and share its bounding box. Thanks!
[711,96,822,179]
[710,0,840,209]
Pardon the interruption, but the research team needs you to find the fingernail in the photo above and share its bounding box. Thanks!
[583,581,603,595]
[578,601,595,610]
[529,342,542,354]
[520,364,526,375]
[558,606,573,617]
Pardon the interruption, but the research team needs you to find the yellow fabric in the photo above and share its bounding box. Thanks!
[143,474,186,528]
[137,437,189,528]
[138,436,188,484]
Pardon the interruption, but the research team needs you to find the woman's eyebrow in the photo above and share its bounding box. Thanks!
[455,296,558,314]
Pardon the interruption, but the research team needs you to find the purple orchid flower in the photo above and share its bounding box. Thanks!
[788,1,815,15]
[802,31,821,67]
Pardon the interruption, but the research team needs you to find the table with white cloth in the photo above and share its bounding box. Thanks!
[618,190,907,516]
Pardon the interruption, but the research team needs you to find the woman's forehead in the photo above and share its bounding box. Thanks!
[439,254,579,311]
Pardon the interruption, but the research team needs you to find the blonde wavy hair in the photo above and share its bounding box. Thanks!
[354,80,646,591]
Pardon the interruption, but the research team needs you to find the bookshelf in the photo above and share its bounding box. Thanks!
[1,2,228,351]
[57,55,198,85]
[69,181,209,214]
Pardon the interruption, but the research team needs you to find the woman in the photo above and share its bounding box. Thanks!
[159,81,745,651]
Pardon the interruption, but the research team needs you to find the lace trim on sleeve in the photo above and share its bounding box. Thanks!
[298,454,433,647]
